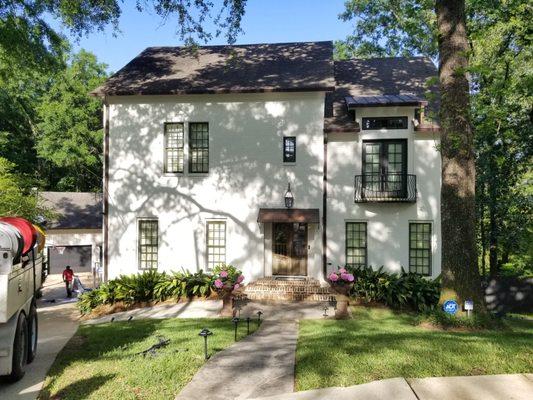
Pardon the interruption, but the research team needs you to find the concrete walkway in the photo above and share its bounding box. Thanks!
[84,299,330,325]
[250,374,533,400]
[176,320,299,400]
[0,274,84,400]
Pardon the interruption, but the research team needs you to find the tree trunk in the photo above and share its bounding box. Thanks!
[436,0,485,310]
[480,202,486,277]
[489,198,499,276]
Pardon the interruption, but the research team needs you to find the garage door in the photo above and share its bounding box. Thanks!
[48,245,92,274]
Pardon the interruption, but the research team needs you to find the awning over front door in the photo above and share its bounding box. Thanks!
[257,208,320,224]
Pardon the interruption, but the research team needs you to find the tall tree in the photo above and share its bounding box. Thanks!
[36,50,108,192]
[435,0,483,305]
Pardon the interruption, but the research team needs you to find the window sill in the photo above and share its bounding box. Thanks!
[283,162,297,166]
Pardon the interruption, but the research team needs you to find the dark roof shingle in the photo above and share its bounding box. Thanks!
[40,192,102,229]
[92,41,335,96]
[325,57,438,132]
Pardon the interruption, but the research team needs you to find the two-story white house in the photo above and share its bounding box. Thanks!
[92,41,440,292]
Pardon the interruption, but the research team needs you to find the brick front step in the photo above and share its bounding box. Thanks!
[238,277,336,302]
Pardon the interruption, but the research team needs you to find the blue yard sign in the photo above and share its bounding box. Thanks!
[443,300,459,315]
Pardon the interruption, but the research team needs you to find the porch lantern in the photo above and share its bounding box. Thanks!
[284,183,294,209]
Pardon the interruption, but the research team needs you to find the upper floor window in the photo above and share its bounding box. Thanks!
[207,221,226,270]
[164,123,184,173]
[283,137,296,163]
[189,122,209,173]
[362,116,408,130]
[409,222,431,275]
[138,219,158,269]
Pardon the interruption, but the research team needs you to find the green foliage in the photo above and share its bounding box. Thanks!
[348,266,441,312]
[36,50,107,191]
[154,270,214,300]
[78,269,218,314]
[0,157,52,222]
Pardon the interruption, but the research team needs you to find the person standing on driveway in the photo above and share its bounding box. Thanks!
[62,265,74,298]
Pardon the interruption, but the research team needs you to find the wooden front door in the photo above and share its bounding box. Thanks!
[273,223,308,276]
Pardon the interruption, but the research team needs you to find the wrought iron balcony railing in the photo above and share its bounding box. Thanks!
[354,173,417,203]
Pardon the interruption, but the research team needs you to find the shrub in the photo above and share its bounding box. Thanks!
[347,266,440,312]
[154,269,214,299]
[113,270,167,303]
[78,269,219,314]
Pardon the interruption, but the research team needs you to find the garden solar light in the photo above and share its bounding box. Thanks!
[256,310,263,325]
[232,317,240,341]
[246,317,251,334]
[236,304,242,318]
[323,306,329,317]
[198,328,213,360]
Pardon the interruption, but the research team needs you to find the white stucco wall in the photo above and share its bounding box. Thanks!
[106,92,325,281]
[327,106,442,277]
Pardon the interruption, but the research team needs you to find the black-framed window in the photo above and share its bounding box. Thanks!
[362,116,408,130]
[189,122,209,173]
[138,219,158,269]
[409,223,431,275]
[363,139,407,194]
[164,123,184,173]
[346,222,367,268]
[283,137,296,163]
[207,221,226,270]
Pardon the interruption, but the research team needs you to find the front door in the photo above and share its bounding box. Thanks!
[273,223,308,276]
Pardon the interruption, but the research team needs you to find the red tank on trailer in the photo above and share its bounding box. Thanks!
[0,217,37,255]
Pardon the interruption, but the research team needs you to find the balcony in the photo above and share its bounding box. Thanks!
[354,174,417,203]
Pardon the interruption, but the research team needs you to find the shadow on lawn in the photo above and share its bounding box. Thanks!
[296,313,533,388]
[39,373,116,400]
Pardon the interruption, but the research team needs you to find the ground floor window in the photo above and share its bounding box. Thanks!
[138,219,158,269]
[409,222,431,275]
[207,221,226,269]
[346,222,367,268]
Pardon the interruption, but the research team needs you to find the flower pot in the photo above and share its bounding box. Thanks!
[335,294,350,319]
[220,292,235,317]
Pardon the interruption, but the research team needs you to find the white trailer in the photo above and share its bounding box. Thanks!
[0,218,44,382]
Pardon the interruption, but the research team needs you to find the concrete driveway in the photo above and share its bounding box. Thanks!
[0,273,86,400]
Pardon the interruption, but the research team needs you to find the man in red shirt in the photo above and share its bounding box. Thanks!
[62,265,74,298]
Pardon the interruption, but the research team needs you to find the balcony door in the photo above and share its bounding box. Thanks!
[273,223,308,276]
[363,140,407,198]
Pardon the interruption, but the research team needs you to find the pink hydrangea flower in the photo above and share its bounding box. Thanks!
[329,273,339,282]
[237,275,245,283]
[214,279,224,289]
[233,283,240,290]
[220,270,229,278]
[346,274,355,282]
[338,268,347,274]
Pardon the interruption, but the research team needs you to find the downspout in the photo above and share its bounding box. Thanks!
[103,96,110,283]
[322,131,328,280]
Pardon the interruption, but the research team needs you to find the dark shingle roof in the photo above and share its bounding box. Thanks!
[92,41,335,96]
[325,57,438,132]
[40,192,102,229]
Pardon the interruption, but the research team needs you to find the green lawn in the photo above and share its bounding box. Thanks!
[296,307,533,391]
[40,318,257,400]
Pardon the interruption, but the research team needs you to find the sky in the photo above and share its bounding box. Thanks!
[59,0,354,73]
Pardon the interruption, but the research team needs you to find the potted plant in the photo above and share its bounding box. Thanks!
[327,267,355,319]
[212,265,244,317]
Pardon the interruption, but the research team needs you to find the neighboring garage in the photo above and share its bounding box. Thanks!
[40,192,103,286]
